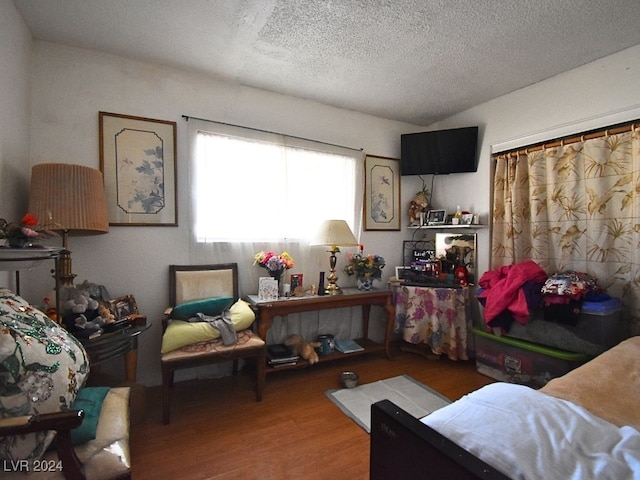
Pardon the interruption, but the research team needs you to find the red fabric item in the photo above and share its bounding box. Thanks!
[477,260,547,325]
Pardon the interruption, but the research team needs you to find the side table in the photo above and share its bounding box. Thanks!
[77,316,150,382]
[0,247,63,321]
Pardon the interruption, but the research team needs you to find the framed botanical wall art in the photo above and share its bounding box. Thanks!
[364,155,401,230]
[99,112,178,226]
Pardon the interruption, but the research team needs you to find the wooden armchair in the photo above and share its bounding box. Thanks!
[160,263,266,424]
[0,387,131,480]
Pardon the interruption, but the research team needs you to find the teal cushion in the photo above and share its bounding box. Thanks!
[69,387,110,445]
[172,296,234,320]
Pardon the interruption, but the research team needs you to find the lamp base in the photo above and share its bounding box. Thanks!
[325,247,343,295]
[58,248,77,287]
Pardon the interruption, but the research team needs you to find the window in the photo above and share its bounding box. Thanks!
[192,123,362,242]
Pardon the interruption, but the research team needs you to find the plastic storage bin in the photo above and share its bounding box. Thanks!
[473,328,591,388]
[573,298,625,348]
[502,297,625,355]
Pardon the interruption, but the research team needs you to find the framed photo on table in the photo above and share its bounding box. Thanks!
[290,273,303,295]
[99,112,178,226]
[109,294,139,320]
[364,155,401,230]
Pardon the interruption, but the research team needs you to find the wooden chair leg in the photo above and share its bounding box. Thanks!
[162,366,174,425]
[56,429,86,480]
[256,348,266,402]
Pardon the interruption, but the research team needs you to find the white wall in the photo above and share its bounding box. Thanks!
[20,41,418,386]
[0,2,33,289]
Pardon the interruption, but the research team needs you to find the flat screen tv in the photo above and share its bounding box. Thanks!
[401,126,479,175]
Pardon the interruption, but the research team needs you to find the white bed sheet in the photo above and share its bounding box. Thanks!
[421,383,640,480]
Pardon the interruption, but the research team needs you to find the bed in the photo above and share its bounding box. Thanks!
[370,336,640,479]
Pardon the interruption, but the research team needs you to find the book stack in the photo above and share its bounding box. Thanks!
[267,343,299,367]
[334,339,364,354]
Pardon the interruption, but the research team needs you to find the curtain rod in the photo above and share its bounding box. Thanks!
[493,119,638,158]
[182,115,363,152]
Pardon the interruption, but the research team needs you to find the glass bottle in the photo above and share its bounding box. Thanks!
[453,205,462,224]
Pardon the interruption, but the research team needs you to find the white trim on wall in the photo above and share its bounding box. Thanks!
[491,103,640,154]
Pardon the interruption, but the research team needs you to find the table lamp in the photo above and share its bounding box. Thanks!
[311,219,358,295]
[28,163,109,287]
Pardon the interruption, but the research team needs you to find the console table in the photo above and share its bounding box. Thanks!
[246,288,395,372]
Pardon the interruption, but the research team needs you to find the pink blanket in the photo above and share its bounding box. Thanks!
[478,260,547,325]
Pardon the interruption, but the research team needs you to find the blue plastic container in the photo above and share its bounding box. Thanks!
[581,298,623,315]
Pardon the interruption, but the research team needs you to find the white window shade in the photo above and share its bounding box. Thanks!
[191,121,362,242]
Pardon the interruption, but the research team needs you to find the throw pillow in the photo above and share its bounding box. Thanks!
[69,387,110,444]
[171,296,234,321]
[0,289,89,465]
[161,299,256,353]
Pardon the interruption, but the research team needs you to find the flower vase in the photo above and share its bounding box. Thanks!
[356,276,374,291]
[269,270,285,296]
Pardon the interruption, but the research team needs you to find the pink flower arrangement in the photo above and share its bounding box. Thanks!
[253,251,295,273]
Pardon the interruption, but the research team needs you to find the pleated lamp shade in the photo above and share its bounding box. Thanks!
[28,163,109,287]
[28,163,109,235]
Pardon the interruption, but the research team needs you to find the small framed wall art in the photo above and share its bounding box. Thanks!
[99,112,178,226]
[364,155,401,231]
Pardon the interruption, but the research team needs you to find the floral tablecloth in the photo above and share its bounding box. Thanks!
[394,284,471,360]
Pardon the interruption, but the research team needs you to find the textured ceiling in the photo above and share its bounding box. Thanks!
[13,0,640,125]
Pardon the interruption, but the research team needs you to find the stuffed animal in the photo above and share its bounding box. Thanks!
[97,303,116,324]
[74,313,105,331]
[76,279,111,304]
[408,200,422,226]
[58,285,99,315]
[285,334,321,365]
[454,265,468,286]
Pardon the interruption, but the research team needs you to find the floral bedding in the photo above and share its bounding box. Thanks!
[0,289,89,464]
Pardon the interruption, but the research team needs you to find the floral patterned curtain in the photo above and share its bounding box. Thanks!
[491,123,640,334]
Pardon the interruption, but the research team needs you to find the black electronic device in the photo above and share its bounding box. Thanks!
[400,126,479,175]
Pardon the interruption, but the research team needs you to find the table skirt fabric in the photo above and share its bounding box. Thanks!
[395,285,471,360]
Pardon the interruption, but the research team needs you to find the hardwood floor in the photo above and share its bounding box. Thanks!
[130,348,493,480]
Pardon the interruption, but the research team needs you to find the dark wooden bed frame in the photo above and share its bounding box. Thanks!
[370,399,510,480]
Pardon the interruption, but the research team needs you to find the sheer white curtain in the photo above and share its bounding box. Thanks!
[186,119,365,344]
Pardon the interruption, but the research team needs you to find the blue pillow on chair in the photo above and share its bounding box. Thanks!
[171,296,234,320]
[69,387,111,445]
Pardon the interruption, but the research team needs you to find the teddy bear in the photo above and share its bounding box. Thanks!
[285,334,321,365]
[97,303,116,324]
